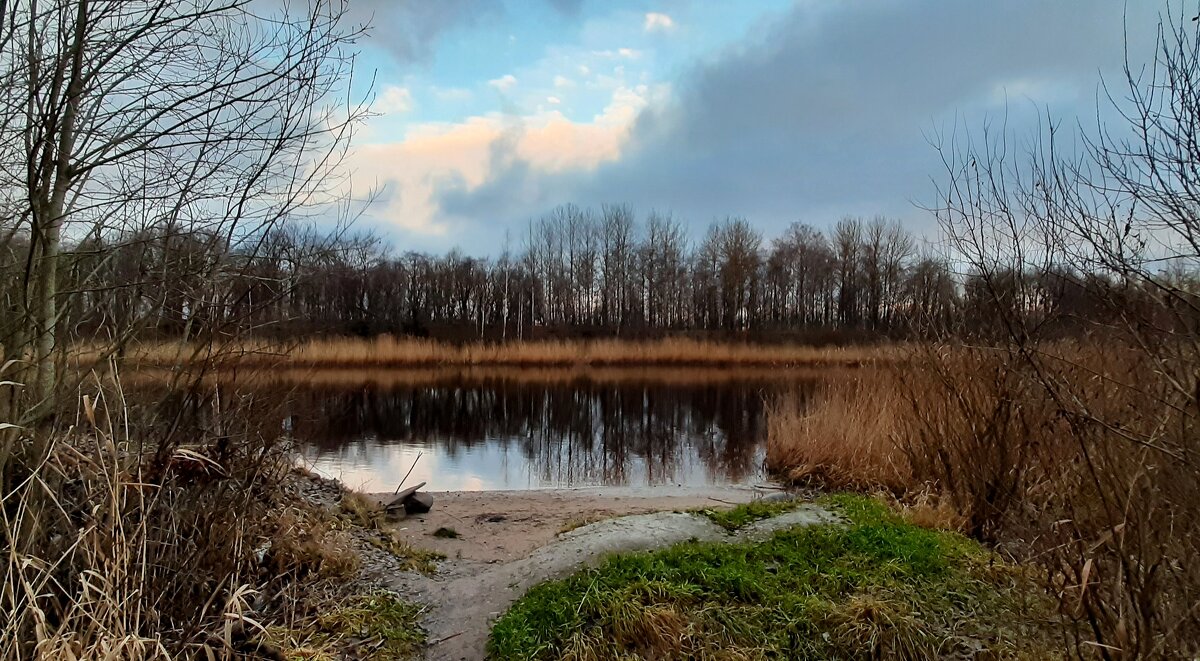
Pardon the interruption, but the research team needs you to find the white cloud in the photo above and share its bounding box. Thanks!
[546,96,562,105]
[487,74,518,92]
[592,48,642,60]
[987,76,1079,106]
[578,65,591,76]
[343,85,660,235]
[432,86,474,103]
[553,75,575,89]
[644,12,675,33]
[375,86,413,114]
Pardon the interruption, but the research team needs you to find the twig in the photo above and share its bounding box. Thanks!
[394,452,422,494]
[429,631,465,646]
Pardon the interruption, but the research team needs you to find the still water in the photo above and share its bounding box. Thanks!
[287,373,815,492]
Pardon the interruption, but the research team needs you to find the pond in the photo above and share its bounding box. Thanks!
[282,370,818,492]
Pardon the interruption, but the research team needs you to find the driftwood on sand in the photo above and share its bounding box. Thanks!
[386,481,433,514]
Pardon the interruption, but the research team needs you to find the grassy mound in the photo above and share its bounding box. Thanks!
[489,495,1057,660]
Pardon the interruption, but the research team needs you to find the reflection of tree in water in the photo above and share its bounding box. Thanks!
[289,380,813,487]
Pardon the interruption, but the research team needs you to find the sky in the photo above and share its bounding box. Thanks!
[336,0,1173,255]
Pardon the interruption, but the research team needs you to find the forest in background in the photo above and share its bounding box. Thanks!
[24,203,1174,346]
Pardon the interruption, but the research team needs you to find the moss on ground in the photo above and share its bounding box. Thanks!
[268,590,424,660]
[699,498,804,530]
[367,530,446,574]
[489,494,1058,660]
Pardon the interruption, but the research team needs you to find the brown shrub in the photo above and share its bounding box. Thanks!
[894,348,1064,542]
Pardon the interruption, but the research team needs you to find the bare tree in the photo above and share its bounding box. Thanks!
[0,0,368,428]
[834,216,863,328]
[599,203,636,331]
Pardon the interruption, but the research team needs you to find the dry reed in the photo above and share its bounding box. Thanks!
[1,386,362,659]
[123,364,841,390]
[765,373,910,493]
[109,336,901,370]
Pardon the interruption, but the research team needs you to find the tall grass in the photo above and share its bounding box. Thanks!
[113,336,899,370]
[766,375,910,493]
[1,382,359,659]
[3,430,174,659]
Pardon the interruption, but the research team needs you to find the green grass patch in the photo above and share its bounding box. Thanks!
[489,494,1057,660]
[699,497,802,530]
[433,526,460,539]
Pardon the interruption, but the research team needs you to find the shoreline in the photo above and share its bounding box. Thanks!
[364,483,789,564]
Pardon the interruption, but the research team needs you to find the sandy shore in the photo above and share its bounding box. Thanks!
[368,484,784,564]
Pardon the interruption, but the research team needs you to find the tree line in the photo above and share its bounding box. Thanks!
[11,200,1160,345]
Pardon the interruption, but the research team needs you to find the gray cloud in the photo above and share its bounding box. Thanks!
[435,0,1168,252]
[348,0,588,64]
[347,0,501,63]
[545,0,584,17]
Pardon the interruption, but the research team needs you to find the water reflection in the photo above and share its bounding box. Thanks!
[288,377,814,492]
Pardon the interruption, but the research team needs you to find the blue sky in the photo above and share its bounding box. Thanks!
[338,0,1172,255]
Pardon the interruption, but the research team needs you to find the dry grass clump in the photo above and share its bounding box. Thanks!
[895,489,968,532]
[266,506,362,581]
[263,589,424,661]
[336,490,445,574]
[116,336,900,370]
[557,514,612,535]
[766,374,910,493]
[339,489,383,527]
[0,390,370,660]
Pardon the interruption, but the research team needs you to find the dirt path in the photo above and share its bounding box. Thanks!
[366,487,834,661]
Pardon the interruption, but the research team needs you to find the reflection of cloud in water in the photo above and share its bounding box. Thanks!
[290,379,815,492]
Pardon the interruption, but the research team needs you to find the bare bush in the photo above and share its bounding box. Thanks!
[894,347,1059,543]
[919,5,1200,655]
